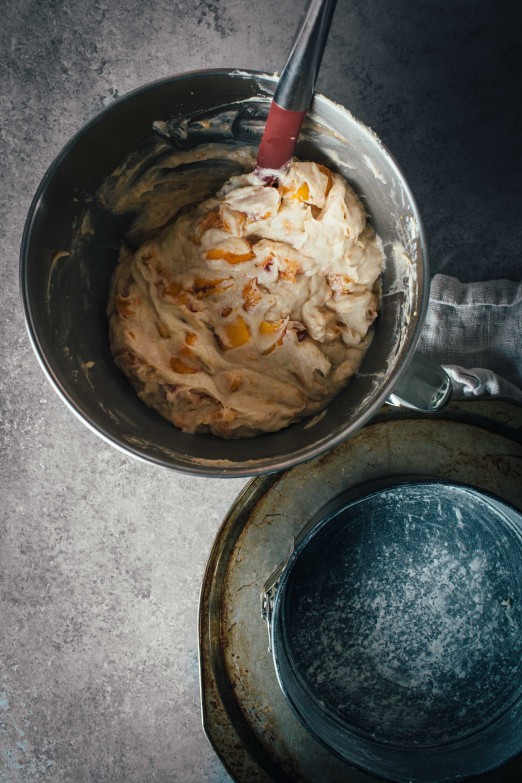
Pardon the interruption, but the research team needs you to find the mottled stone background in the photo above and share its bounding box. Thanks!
[1,1,521,781]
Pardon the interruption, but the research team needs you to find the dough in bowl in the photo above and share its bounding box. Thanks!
[108,157,385,437]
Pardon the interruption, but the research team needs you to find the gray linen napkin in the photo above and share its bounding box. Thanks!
[418,275,522,404]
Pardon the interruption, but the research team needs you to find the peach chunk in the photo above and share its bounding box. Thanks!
[193,277,230,296]
[317,163,334,197]
[197,210,223,232]
[279,258,301,283]
[242,279,262,312]
[223,316,250,349]
[280,182,310,202]
[259,319,284,335]
[164,281,182,298]
[295,182,310,202]
[205,248,255,265]
[169,357,198,374]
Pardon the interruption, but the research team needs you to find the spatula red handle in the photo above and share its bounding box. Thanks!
[256,0,338,176]
[256,103,307,172]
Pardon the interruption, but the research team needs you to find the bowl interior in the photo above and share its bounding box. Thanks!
[22,71,426,475]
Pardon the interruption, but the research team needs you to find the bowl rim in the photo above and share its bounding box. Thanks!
[19,67,430,477]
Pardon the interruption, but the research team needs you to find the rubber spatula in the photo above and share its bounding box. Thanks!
[255,0,338,181]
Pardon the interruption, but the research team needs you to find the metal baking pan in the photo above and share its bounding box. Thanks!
[267,477,522,782]
[199,401,522,783]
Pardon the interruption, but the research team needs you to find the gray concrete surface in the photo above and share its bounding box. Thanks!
[1,0,521,781]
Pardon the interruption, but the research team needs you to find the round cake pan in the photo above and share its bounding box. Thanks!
[267,478,522,783]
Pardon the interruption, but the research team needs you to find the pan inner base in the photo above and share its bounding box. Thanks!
[284,483,522,747]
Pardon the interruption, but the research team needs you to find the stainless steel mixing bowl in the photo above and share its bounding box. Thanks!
[20,69,449,477]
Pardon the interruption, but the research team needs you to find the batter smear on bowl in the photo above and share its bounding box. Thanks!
[108,158,385,437]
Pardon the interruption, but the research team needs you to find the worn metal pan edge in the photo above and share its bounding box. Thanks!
[199,401,522,783]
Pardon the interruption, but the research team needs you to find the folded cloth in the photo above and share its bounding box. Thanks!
[418,275,522,404]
